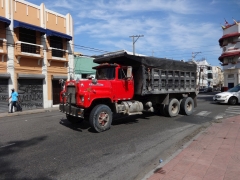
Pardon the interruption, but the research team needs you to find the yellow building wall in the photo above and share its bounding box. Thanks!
[0,1,5,17]
[46,12,66,34]
[14,2,40,26]
[47,61,67,100]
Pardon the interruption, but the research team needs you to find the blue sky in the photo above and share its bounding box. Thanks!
[28,0,240,66]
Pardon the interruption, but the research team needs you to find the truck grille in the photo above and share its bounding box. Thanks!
[67,86,76,104]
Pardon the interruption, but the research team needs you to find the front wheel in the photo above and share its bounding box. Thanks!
[66,114,84,124]
[89,104,113,132]
[228,97,238,105]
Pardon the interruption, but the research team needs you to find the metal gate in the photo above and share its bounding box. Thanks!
[18,79,43,110]
[52,80,62,105]
[0,79,9,113]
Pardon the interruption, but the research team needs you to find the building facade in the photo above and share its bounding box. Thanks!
[0,0,73,112]
[219,20,240,89]
[194,59,213,88]
[74,54,97,80]
[212,66,224,88]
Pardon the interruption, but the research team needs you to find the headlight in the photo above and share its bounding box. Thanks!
[80,95,84,102]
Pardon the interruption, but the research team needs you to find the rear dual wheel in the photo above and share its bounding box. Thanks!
[180,97,194,115]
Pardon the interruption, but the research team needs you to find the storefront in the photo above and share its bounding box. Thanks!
[17,74,44,110]
[0,74,10,113]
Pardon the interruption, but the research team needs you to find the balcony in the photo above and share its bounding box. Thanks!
[0,38,7,55]
[47,47,68,62]
[15,41,43,61]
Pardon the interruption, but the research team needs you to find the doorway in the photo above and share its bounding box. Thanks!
[228,83,234,89]
[52,80,62,105]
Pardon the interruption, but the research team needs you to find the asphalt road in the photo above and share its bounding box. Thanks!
[0,92,236,180]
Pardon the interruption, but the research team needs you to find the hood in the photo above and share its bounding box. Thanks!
[76,79,112,93]
[215,91,235,96]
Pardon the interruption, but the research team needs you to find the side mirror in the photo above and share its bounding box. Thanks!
[127,66,132,78]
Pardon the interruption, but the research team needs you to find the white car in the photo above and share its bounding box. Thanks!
[213,85,240,105]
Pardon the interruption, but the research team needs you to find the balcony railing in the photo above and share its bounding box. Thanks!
[0,38,7,54]
[47,47,68,61]
[15,41,43,58]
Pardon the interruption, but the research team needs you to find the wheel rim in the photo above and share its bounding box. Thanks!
[186,101,193,111]
[98,111,109,127]
[171,103,179,114]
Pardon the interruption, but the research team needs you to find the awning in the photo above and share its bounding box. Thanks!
[18,73,45,79]
[14,20,46,34]
[52,75,68,80]
[46,29,72,41]
[218,51,240,61]
[0,16,11,26]
[219,32,240,46]
[0,73,10,79]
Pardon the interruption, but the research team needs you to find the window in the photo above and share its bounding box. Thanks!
[207,66,212,70]
[228,37,234,43]
[118,68,127,79]
[228,74,234,78]
[19,27,38,54]
[228,58,234,63]
[50,36,63,57]
[207,73,213,79]
[96,67,115,80]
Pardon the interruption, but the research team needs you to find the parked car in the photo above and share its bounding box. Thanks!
[199,86,213,93]
[213,84,240,105]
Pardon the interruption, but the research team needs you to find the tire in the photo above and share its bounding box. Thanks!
[180,97,194,115]
[66,114,84,124]
[165,98,180,117]
[89,104,112,132]
[228,97,238,105]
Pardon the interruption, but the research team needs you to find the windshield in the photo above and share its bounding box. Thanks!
[96,67,115,80]
[228,85,240,92]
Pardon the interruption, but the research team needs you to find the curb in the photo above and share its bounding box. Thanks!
[0,107,59,118]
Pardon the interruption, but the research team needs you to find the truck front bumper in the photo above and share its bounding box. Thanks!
[59,104,84,118]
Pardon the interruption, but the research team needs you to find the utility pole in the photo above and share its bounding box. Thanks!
[129,35,144,55]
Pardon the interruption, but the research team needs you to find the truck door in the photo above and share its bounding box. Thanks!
[112,67,134,100]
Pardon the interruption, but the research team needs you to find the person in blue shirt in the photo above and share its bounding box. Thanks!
[7,88,19,113]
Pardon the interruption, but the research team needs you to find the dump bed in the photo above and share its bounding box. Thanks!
[93,51,197,95]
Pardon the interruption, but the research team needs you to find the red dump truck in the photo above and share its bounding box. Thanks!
[59,51,198,132]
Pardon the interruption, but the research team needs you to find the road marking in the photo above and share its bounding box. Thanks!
[225,111,240,114]
[227,106,240,109]
[0,143,15,148]
[196,111,211,116]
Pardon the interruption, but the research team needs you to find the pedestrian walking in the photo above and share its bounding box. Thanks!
[7,88,19,113]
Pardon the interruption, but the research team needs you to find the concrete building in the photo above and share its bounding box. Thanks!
[219,20,240,89]
[0,0,73,112]
[194,59,213,88]
[212,66,224,88]
[74,53,97,80]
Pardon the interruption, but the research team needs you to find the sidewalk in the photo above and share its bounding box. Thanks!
[0,106,59,118]
[144,115,240,180]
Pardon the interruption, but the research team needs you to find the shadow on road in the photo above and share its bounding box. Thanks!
[0,136,54,180]
[59,113,155,133]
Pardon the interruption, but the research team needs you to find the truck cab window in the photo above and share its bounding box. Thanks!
[118,68,127,79]
[96,67,115,80]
